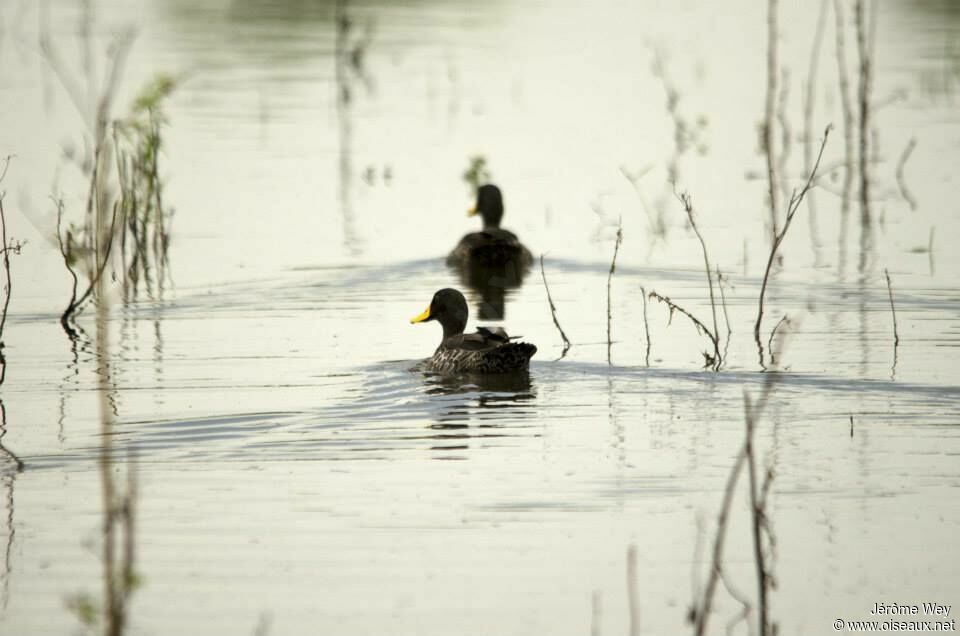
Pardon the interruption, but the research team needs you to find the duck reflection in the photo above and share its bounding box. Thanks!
[451,260,527,320]
[447,185,532,320]
[419,369,536,436]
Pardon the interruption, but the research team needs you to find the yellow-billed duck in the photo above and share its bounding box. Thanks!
[446,184,533,269]
[410,288,536,373]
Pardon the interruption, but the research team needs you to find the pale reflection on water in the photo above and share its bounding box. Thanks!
[0,0,960,634]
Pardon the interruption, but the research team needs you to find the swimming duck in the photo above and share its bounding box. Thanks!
[410,288,536,373]
[446,184,533,269]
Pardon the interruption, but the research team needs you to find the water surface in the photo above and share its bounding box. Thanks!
[0,0,959,634]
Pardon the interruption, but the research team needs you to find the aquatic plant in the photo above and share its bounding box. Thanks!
[462,155,491,195]
[647,290,720,371]
[679,192,722,369]
[113,73,178,299]
[41,11,178,332]
[648,192,726,371]
[56,68,179,334]
[65,592,99,631]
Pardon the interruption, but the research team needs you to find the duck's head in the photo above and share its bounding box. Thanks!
[468,184,504,229]
[410,288,468,338]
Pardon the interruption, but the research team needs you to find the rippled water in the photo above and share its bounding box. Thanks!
[1,0,959,634]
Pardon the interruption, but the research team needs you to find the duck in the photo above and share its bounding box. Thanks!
[446,184,533,270]
[410,288,536,373]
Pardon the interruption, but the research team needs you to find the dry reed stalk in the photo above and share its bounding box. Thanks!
[607,221,623,365]
[754,127,831,368]
[716,268,733,366]
[539,255,571,357]
[677,191,721,369]
[648,290,720,370]
[883,269,899,347]
[884,268,900,378]
[640,284,651,367]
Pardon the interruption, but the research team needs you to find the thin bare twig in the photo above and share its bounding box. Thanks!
[648,290,720,369]
[716,268,733,367]
[539,255,571,358]
[884,268,899,379]
[0,156,13,184]
[676,190,721,370]
[0,196,11,387]
[883,269,899,347]
[895,138,917,211]
[767,315,789,367]
[606,220,623,366]
[640,284,651,367]
[0,158,24,387]
[54,199,80,335]
[61,202,120,332]
[755,126,831,368]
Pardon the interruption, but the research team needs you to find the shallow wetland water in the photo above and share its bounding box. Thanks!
[0,0,959,634]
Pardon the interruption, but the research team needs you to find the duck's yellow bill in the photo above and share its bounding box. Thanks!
[467,205,477,217]
[410,306,431,324]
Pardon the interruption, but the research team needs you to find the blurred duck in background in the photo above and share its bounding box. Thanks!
[446,184,532,320]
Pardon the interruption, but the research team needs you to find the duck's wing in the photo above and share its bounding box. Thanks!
[443,330,505,352]
[476,326,521,342]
